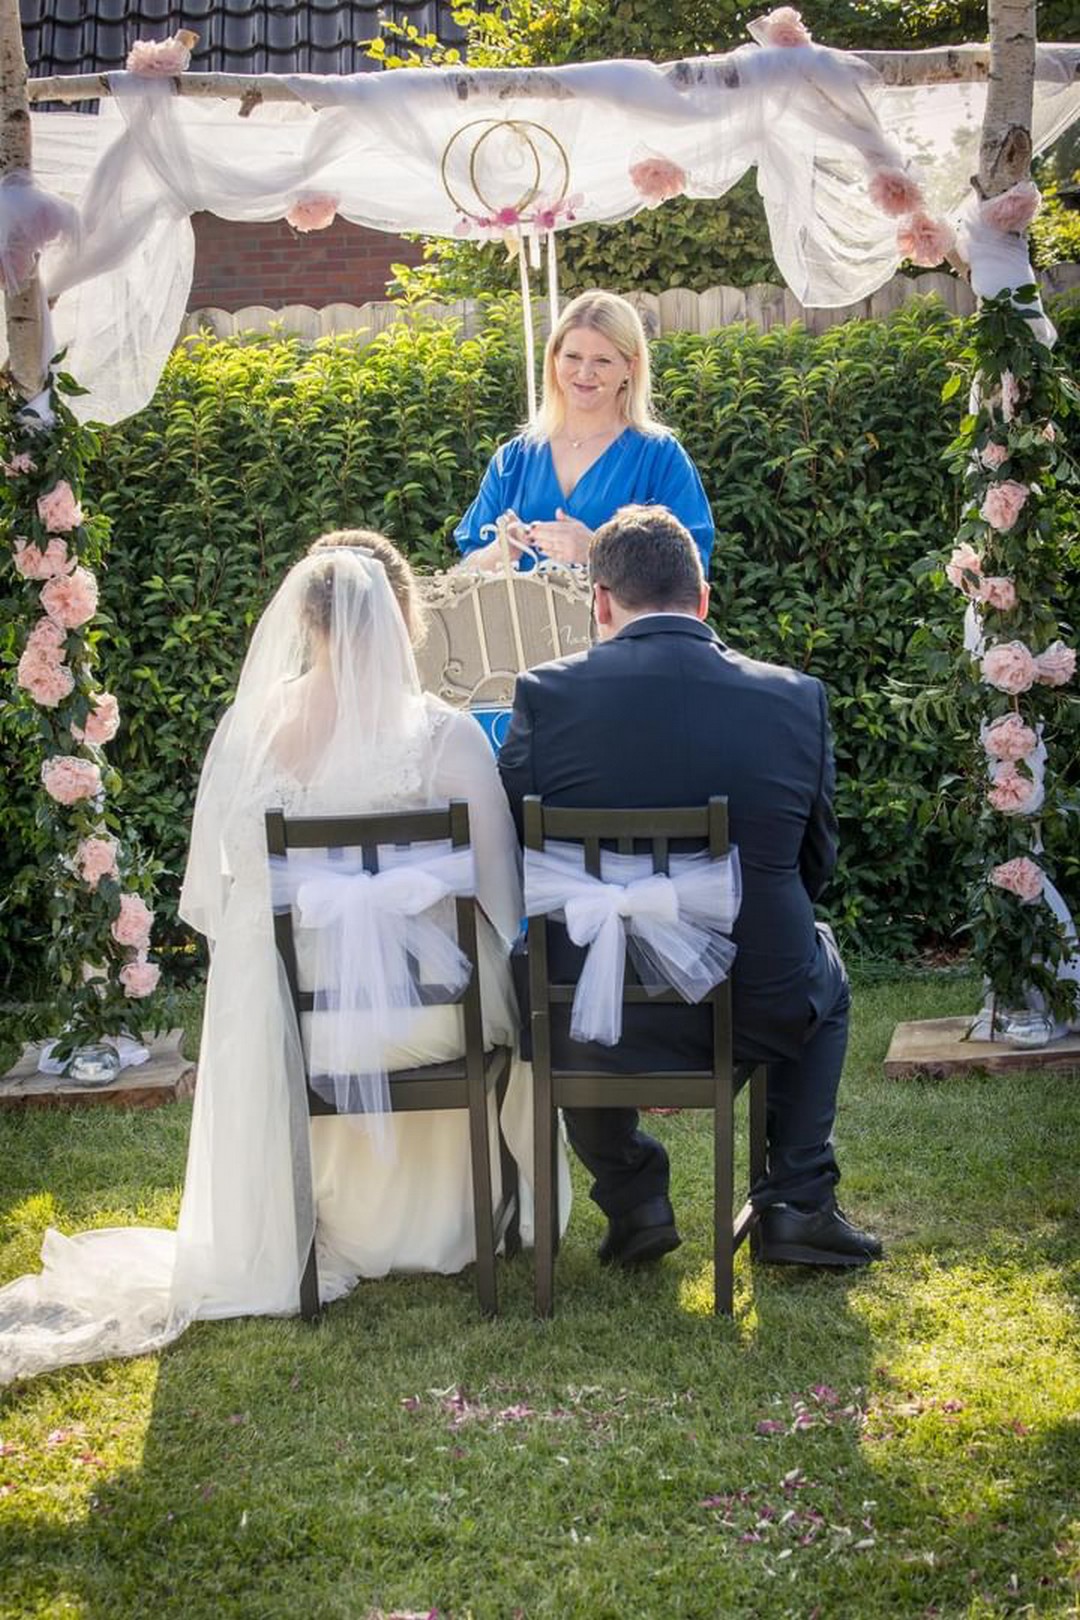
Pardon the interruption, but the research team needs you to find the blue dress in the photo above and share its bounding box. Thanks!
[454,428,714,574]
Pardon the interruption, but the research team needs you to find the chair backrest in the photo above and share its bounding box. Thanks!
[264,801,484,1110]
[521,795,731,1079]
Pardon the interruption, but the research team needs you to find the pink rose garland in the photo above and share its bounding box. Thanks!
[1033,642,1076,688]
[979,442,1009,471]
[945,543,982,595]
[989,857,1044,903]
[41,755,102,805]
[983,714,1037,763]
[980,480,1029,533]
[986,762,1040,816]
[75,836,119,887]
[71,692,121,746]
[13,536,72,580]
[16,651,73,708]
[36,480,82,533]
[981,641,1036,695]
[41,565,98,629]
[111,892,154,949]
[979,577,1017,613]
[120,957,161,998]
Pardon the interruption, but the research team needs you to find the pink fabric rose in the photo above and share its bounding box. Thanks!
[629,158,687,206]
[285,194,339,233]
[26,616,66,660]
[111,892,154,949]
[41,755,102,805]
[896,212,956,268]
[37,481,82,533]
[71,692,120,746]
[987,763,1040,816]
[980,480,1029,533]
[981,641,1036,695]
[867,167,924,218]
[989,856,1044,902]
[16,650,74,707]
[983,714,1037,762]
[945,542,982,594]
[759,7,812,46]
[120,957,161,998]
[1042,421,1057,443]
[3,451,35,477]
[126,32,195,75]
[979,576,1017,613]
[979,441,1009,470]
[75,836,119,887]
[980,181,1041,235]
[13,536,72,580]
[1033,641,1076,688]
[41,565,98,629]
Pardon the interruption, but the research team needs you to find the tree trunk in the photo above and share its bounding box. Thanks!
[0,0,43,397]
[977,0,1037,198]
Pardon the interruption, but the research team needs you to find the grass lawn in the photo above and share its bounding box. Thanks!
[1,970,1078,1620]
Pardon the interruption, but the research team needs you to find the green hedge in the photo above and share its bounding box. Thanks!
[3,295,1078,987]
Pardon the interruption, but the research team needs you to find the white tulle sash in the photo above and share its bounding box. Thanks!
[524,843,741,1046]
[270,842,477,1124]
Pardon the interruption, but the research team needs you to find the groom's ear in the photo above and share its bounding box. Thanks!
[593,582,614,628]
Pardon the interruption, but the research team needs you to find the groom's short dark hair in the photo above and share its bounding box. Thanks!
[589,504,704,612]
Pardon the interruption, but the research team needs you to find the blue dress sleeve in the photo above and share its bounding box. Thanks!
[651,436,715,574]
[454,439,519,558]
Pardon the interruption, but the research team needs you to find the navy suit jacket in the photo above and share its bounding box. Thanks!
[498,614,841,1068]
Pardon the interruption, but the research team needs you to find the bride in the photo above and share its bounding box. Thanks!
[0,532,568,1384]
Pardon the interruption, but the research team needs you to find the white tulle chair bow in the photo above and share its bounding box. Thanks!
[270,842,477,1129]
[524,842,742,1045]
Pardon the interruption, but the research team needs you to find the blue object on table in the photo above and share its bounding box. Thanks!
[470,705,513,754]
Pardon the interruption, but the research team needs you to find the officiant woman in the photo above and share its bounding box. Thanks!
[454,290,714,574]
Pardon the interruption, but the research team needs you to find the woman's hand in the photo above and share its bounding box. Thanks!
[528,509,593,566]
[460,511,534,572]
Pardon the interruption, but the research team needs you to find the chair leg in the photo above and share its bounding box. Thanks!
[534,1062,555,1320]
[714,1073,735,1317]
[468,1064,499,1318]
[299,1236,321,1322]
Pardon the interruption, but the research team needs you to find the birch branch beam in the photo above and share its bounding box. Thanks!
[24,47,1080,107]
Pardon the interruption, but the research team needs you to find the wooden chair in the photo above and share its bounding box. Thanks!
[265,800,519,1321]
[524,795,767,1318]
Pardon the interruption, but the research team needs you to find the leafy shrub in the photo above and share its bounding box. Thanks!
[3,295,1078,988]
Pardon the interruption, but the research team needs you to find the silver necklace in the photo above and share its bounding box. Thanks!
[564,424,618,450]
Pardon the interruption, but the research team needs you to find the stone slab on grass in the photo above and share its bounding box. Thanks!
[0,1029,194,1109]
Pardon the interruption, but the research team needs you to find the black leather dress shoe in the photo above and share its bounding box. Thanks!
[598,1196,682,1268]
[753,1201,882,1268]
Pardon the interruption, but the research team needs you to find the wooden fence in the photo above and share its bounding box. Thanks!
[180,264,1080,344]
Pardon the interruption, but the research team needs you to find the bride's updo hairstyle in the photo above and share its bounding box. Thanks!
[305,528,426,646]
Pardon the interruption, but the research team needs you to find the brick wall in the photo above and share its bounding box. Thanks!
[189,212,426,311]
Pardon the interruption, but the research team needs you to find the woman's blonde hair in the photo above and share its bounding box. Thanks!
[530,290,664,443]
[306,528,426,646]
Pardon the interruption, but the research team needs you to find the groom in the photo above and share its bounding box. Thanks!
[498,504,881,1270]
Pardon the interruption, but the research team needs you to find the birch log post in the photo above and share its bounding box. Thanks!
[978,0,1037,198]
[0,0,43,397]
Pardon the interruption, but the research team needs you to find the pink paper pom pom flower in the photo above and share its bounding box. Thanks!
[867,167,924,218]
[41,566,98,629]
[979,576,1017,613]
[37,481,83,534]
[111,892,154,949]
[980,480,1029,533]
[990,856,1044,902]
[41,755,102,805]
[981,641,1036,695]
[980,181,1042,235]
[758,7,812,46]
[3,451,35,477]
[75,836,119,887]
[983,714,1037,762]
[13,536,72,580]
[126,31,196,75]
[71,692,120,746]
[980,442,1009,471]
[896,212,955,268]
[286,195,339,233]
[987,762,1040,816]
[25,616,66,660]
[1033,641,1076,688]
[945,542,982,594]
[629,158,687,206]
[120,957,161,998]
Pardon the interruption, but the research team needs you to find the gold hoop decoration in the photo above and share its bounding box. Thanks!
[441,117,571,225]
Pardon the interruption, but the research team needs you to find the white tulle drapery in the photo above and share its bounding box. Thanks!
[9,42,1078,423]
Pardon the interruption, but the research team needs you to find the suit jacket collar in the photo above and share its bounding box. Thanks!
[612,614,721,646]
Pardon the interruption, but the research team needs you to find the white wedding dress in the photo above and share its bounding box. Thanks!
[0,551,568,1385]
